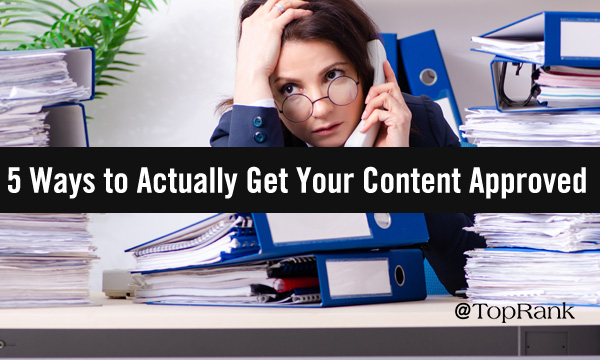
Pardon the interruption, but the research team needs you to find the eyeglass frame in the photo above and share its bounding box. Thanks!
[275,75,361,123]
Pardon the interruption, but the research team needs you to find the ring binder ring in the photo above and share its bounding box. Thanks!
[419,68,438,86]
[497,61,540,107]
[374,213,392,229]
[394,265,405,286]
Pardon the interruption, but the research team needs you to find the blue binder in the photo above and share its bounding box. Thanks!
[489,56,600,112]
[379,33,399,76]
[126,213,429,272]
[251,213,427,257]
[282,248,426,307]
[140,248,427,308]
[473,11,600,67]
[397,30,464,141]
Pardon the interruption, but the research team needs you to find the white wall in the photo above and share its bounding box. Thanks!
[84,0,236,146]
[86,0,600,291]
[89,213,215,291]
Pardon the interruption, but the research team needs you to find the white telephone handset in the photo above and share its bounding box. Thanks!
[344,39,387,147]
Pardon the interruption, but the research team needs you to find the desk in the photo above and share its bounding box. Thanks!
[1,293,599,357]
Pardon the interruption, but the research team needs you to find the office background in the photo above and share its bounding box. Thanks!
[83,0,600,291]
[82,0,600,147]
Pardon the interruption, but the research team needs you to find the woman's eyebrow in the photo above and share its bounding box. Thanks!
[317,61,349,75]
[273,61,351,85]
[272,75,301,85]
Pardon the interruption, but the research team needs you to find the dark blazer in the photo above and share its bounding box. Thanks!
[210,93,486,295]
[211,93,461,148]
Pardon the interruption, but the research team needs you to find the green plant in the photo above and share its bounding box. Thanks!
[0,0,163,98]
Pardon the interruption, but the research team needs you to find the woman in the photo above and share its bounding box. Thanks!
[211,0,486,294]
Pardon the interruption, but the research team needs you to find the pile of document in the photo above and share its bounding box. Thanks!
[535,66,600,108]
[461,108,600,146]
[0,213,97,308]
[126,213,429,307]
[133,256,321,305]
[0,50,91,146]
[128,214,325,306]
[471,36,545,65]
[464,213,600,305]
[462,11,600,146]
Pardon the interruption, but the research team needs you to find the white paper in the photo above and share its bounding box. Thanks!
[434,97,460,139]
[326,258,391,298]
[561,21,600,58]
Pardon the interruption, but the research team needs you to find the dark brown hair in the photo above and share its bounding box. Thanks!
[216,0,380,115]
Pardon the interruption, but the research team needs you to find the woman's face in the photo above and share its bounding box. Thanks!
[270,40,364,147]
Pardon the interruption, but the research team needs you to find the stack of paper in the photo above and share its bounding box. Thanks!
[465,248,600,305]
[471,36,545,64]
[130,213,259,272]
[464,213,600,305]
[129,214,322,305]
[0,213,97,308]
[535,66,600,108]
[0,51,91,147]
[133,256,321,305]
[126,213,429,307]
[464,213,600,252]
[460,108,600,146]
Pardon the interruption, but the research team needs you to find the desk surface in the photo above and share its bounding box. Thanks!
[1,294,600,357]
[1,293,598,329]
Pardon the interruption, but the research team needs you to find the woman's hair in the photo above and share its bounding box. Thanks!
[216,0,380,115]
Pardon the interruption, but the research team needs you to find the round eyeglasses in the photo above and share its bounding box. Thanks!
[276,75,360,123]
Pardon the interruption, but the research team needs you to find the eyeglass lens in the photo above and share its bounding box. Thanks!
[281,76,358,123]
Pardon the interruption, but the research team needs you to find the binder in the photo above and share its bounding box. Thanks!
[0,47,94,147]
[126,213,429,272]
[44,103,89,147]
[60,47,95,101]
[490,56,600,112]
[3,46,96,101]
[472,11,600,67]
[379,33,399,77]
[397,30,464,141]
[135,248,427,307]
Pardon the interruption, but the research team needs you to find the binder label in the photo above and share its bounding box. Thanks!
[326,258,392,298]
[266,213,371,244]
[561,20,600,58]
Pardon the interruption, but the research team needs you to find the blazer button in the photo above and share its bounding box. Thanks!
[253,116,264,128]
[254,131,266,143]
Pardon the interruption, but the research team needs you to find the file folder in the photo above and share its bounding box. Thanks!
[397,30,464,141]
[136,248,427,307]
[44,103,90,147]
[126,213,429,272]
[490,56,600,112]
[472,11,600,67]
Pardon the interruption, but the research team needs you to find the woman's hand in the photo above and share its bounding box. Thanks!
[360,60,412,147]
[234,0,312,105]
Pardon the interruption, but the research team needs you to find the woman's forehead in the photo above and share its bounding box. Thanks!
[273,40,355,80]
